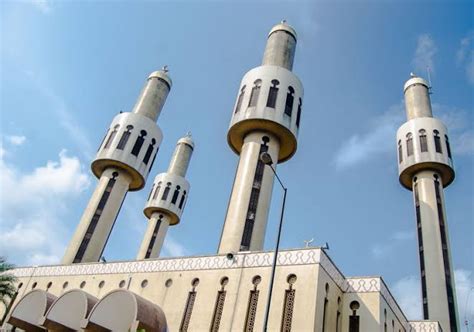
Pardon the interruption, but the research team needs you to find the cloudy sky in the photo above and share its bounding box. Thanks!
[1,0,472,325]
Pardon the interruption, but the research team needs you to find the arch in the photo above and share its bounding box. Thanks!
[433,129,442,153]
[179,190,187,209]
[117,125,134,150]
[419,129,428,152]
[266,79,280,108]
[171,185,181,204]
[162,182,172,200]
[131,130,147,156]
[248,79,262,107]
[83,289,167,332]
[6,289,57,332]
[103,124,120,149]
[349,301,360,332]
[234,85,246,114]
[153,181,162,200]
[143,138,156,165]
[398,140,403,163]
[180,278,200,331]
[445,134,452,158]
[40,289,97,331]
[296,98,302,127]
[245,275,262,331]
[284,86,295,116]
[406,132,414,156]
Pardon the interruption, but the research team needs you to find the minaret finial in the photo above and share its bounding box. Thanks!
[162,65,169,73]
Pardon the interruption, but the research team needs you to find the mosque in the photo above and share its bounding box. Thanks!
[0,21,459,332]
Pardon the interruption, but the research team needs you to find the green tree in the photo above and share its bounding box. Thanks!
[0,257,17,307]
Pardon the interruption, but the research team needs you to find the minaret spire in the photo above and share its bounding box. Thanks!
[397,74,458,331]
[137,133,194,259]
[218,21,303,254]
[62,68,171,264]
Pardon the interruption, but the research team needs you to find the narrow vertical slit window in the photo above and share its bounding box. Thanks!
[144,215,162,259]
[171,185,181,204]
[433,175,457,330]
[434,130,442,153]
[241,136,269,251]
[406,133,414,156]
[284,86,295,116]
[266,79,279,108]
[210,277,229,332]
[419,129,428,152]
[98,129,110,151]
[143,138,156,165]
[74,172,118,263]
[336,297,341,332]
[445,135,452,159]
[321,283,329,332]
[152,182,162,200]
[179,191,187,209]
[234,85,246,114]
[104,125,120,149]
[131,130,147,156]
[348,301,360,332]
[117,125,134,150]
[414,180,429,319]
[148,147,159,170]
[179,278,199,332]
[296,98,302,128]
[147,184,155,201]
[398,140,403,163]
[244,276,261,332]
[248,80,262,107]
[162,182,172,200]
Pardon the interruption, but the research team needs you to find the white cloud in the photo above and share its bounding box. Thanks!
[412,34,437,74]
[334,103,403,169]
[0,148,90,266]
[334,102,473,169]
[23,70,94,160]
[162,235,188,258]
[30,0,52,14]
[392,269,474,327]
[392,274,422,319]
[457,32,474,84]
[5,135,26,146]
[371,229,414,259]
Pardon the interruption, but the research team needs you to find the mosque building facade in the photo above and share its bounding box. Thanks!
[0,21,459,332]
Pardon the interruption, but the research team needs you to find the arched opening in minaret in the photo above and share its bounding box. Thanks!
[117,125,134,150]
[234,85,246,113]
[104,124,120,149]
[266,79,280,108]
[171,185,181,204]
[248,79,262,107]
[419,129,428,152]
[433,130,442,153]
[284,86,295,116]
[131,130,147,156]
[406,133,413,156]
[143,138,156,165]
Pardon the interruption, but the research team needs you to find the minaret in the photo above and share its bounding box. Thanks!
[137,134,194,259]
[218,21,303,254]
[397,74,458,331]
[62,68,171,264]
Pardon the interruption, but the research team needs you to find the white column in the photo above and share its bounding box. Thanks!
[62,168,131,264]
[136,212,171,259]
[218,131,280,253]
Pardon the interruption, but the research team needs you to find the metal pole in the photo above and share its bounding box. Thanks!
[263,163,287,331]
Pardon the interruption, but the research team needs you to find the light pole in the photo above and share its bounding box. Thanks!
[260,152,287,331]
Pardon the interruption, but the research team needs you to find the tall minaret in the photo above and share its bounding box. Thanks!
[397,74,458,331]
[137,134,194,259]
[62,68,171,264]
[218,21,303,254]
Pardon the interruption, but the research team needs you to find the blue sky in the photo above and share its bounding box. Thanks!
[1,0,473,324]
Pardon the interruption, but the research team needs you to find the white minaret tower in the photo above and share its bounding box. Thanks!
[218,21,303,254]
[397,74,458,331]
[62,68,171,264]
[137,133,194,259]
